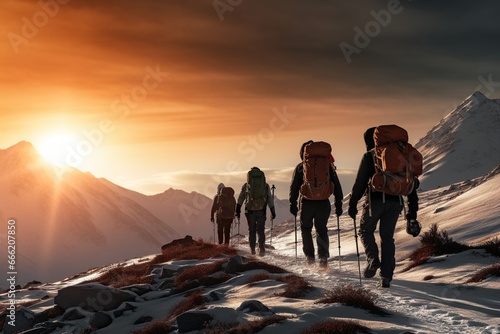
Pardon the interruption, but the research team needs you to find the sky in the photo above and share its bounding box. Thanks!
[1,0,500,199]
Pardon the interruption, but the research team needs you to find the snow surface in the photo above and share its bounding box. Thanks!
[1,170,499,333]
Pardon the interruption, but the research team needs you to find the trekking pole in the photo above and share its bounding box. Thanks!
[294,215,298,260]
[353,217,362,286]
[337,215,341,270]
[270,184,276,247]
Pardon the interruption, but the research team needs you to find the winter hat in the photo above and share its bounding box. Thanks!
[364,127,376,151]
[299,140,314,159]
[217,183,225,194]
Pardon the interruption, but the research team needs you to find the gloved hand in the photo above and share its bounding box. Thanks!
[348,206,358,219]
[406,219,421,237]
[335,204,343,217]
[210,217,214,223]
[290,204,298,216]
[235,204,241,219]
[271,207,276,220]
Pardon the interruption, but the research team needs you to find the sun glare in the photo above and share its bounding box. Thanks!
[37,133,76,165]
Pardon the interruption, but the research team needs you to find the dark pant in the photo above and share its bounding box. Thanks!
[359,199,402,281]
[245,210,266,251]
[300,199,331,259]
[217,217,233,245]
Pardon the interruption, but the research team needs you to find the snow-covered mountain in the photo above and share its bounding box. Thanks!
[416,91,500,190]
[0,142,183,285]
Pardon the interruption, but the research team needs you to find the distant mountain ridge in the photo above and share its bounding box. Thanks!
[0,142,291,285]
[415,91,500,190]
[0,142,183,284]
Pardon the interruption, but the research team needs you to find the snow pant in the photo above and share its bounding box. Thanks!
[300,199,331,260]
[245,209,266,252]
[359,198,402,282]
[217,217,233,245]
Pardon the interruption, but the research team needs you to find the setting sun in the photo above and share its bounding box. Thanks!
[36,133,76,165]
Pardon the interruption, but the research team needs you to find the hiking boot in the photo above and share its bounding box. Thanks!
[250,248,256,255]
[377,278,390,288]
[306,256,315,265]
[319,258,328,268]
[363,259,381,278]
[259,248,266,256]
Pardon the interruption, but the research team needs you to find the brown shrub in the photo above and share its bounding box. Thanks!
[237,261,288,274]
[300,319,371,334]
[205,315,289,333]
[275,274,313,299]
[132,320,174,334]
[466,263,500,283]
[478,237,500,257]
[152,242,237,264]
[317,284,387,316]
[403,224,470,272]
[88,262,154,288]
[168,289,208,319]
[247,273,272,284]
[174,260,226,289]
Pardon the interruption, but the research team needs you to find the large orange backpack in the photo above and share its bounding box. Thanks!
[371,125,423,196]
[300,141,335,200]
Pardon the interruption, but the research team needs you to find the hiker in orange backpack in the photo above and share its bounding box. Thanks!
[289,141,344,267]
[348,126,420,288]
[211,183,236,245]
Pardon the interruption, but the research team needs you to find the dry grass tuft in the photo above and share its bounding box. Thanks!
[317,284,387,316]
[205,315,289,333]
[275,274,313,299]
[466,263,500,283]
[247,273,273,284]
[132,320,174,334]
[168,289,208,319]
[88,262,153,288]
[237,261,288,274]
[403,223,470,272]
[300,319,372,334]
[153,242,237,264]
[174,260,227,290]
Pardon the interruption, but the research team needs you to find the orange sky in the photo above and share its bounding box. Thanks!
[1,0,498,199]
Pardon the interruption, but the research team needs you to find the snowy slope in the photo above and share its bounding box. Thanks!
[1,178,498,334]
[416,91,500,190]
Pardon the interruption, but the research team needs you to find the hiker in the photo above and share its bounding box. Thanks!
[348,126,420,288]
[235,167,276,256]
[210,183,236,245]
[289,141,344,267]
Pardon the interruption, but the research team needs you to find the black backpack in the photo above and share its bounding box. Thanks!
[217,187,236,219]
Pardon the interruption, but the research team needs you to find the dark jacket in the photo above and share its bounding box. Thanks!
[289,163,344,212]
[349,151,419,218]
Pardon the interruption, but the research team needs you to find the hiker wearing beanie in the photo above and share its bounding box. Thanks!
[289,140,344,267]
[348,127,420,288]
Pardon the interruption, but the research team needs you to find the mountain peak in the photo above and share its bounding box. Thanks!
[416,92,500,190]
[469,90,488,101]
[1,140,41,162]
